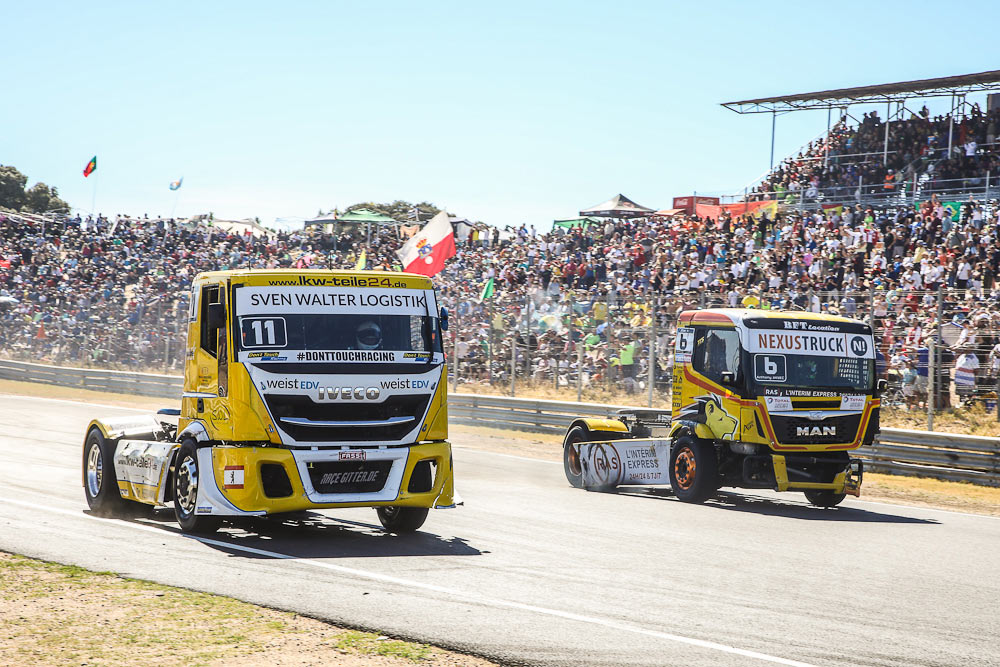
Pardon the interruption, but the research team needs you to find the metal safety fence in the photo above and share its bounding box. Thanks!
[1,359,997,487]
[440,286,1000,423]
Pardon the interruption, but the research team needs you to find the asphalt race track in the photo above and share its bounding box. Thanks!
[1,395,998,666]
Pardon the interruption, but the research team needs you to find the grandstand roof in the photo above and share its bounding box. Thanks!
[722,70,1000,114]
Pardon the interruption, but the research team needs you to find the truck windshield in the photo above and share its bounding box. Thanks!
[748,353,873,394]
[232,285,442,363]
[236,313,440,354]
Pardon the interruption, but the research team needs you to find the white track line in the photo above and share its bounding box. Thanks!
[0,496,816,667]
[7,393,997,522]
[452,445,561,465]
[0,393,154,412]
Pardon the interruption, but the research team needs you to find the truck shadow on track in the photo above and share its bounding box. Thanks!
[610,488,939,524]
[124,509,483,559]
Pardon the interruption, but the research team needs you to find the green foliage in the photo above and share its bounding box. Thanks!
[344,200,441,222]
[0,164,70,214]
[24,182,70,214]
[0,165,28,210]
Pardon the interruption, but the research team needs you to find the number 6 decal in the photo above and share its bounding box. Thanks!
[754,354,786,382]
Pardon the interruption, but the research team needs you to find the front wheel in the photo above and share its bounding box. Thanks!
[804,489,846,508]
[376,506,428,533]
[668,436,719,504]
[172,440,221,534]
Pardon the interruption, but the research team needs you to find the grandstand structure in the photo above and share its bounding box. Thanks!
[721,71,1000,210]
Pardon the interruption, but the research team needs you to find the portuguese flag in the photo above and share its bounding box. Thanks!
[83,156,97,178]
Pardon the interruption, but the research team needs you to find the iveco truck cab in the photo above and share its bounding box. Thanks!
[83,270,457,533]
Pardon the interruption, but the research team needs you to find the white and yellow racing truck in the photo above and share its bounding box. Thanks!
[563,309,881,507]
[83,269,457,533]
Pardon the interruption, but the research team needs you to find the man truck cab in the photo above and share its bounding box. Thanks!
[563,309,879,507]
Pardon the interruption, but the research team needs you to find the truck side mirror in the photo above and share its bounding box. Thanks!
[876,378,888,394]
[720,371,736,386]
[207,302,226,330]
[439,306,449,332]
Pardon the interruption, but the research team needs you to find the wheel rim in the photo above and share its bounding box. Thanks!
[673,446,697,490]
[86,442,102,498]
[381,507,398,519]
[566,440,582,476]
[176,455,199,516]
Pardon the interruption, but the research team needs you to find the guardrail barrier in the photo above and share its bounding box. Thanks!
[2,359,996,487]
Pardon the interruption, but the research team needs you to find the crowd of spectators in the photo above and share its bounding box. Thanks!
[752,105,1000,205]
[5,192,1000,408]
[4,108,1000,407]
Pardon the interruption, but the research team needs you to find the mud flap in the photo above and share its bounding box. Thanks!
[845,459,863,497]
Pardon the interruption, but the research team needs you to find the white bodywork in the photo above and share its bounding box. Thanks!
[578,439,672,489]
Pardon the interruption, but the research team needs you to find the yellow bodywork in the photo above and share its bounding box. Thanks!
[667,308,877,496]
[208,441,455,512]
[161,269,452,512]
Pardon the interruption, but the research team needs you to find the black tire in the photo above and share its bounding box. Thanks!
[668,436,719,504]
[172,440,221,534]
[376,506,428,533]
[562,425,591,488]
[804,489,847,508]
[83,428,130,517]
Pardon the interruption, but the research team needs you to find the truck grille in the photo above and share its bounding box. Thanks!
[307,460,394,494]
[264,394,431,442]
[768,413,863,445]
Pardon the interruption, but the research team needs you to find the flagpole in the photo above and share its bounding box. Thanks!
[90,170,98,220]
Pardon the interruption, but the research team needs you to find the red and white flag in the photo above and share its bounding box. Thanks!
[396,211,455,276]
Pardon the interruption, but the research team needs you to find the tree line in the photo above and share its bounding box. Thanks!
[0,165,70,215]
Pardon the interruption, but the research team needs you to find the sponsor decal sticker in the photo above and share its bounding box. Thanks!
[320,470,381,485]
[590,443,621,486]
[746,330,875,359]
[754,354,787,382]
[267,275,408,288]
[237,286,433,316]
[840,394,866,411]
[674,327,694,363]
[339,451,366,461]
[764,395,793,411]
[223,465,245,489]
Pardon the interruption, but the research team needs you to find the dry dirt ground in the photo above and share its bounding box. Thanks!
[0,553,495,667]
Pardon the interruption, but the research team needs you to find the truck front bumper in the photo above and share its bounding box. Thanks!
[193,441,457,517]
[772,455,863,497]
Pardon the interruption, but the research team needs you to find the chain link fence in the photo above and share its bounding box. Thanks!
[0,290,189,374]
[440,285,1000,420]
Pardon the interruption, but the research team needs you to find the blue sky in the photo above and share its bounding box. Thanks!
[2,1,997,228]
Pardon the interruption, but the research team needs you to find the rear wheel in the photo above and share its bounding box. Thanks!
[804,489,846,508]
[83,429,129,516]
[669,436,719,504]
[376,506,428,533]
[562,426,591,488]
[173,440,221,534]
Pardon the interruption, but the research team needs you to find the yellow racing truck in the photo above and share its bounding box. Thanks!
[563,309,881,507]
[83,269,457,533]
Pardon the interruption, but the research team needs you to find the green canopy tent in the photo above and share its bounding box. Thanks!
[336,208,402,225]
[579,193,655,218]
[552,217,601,230]
[332,208,403,247]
